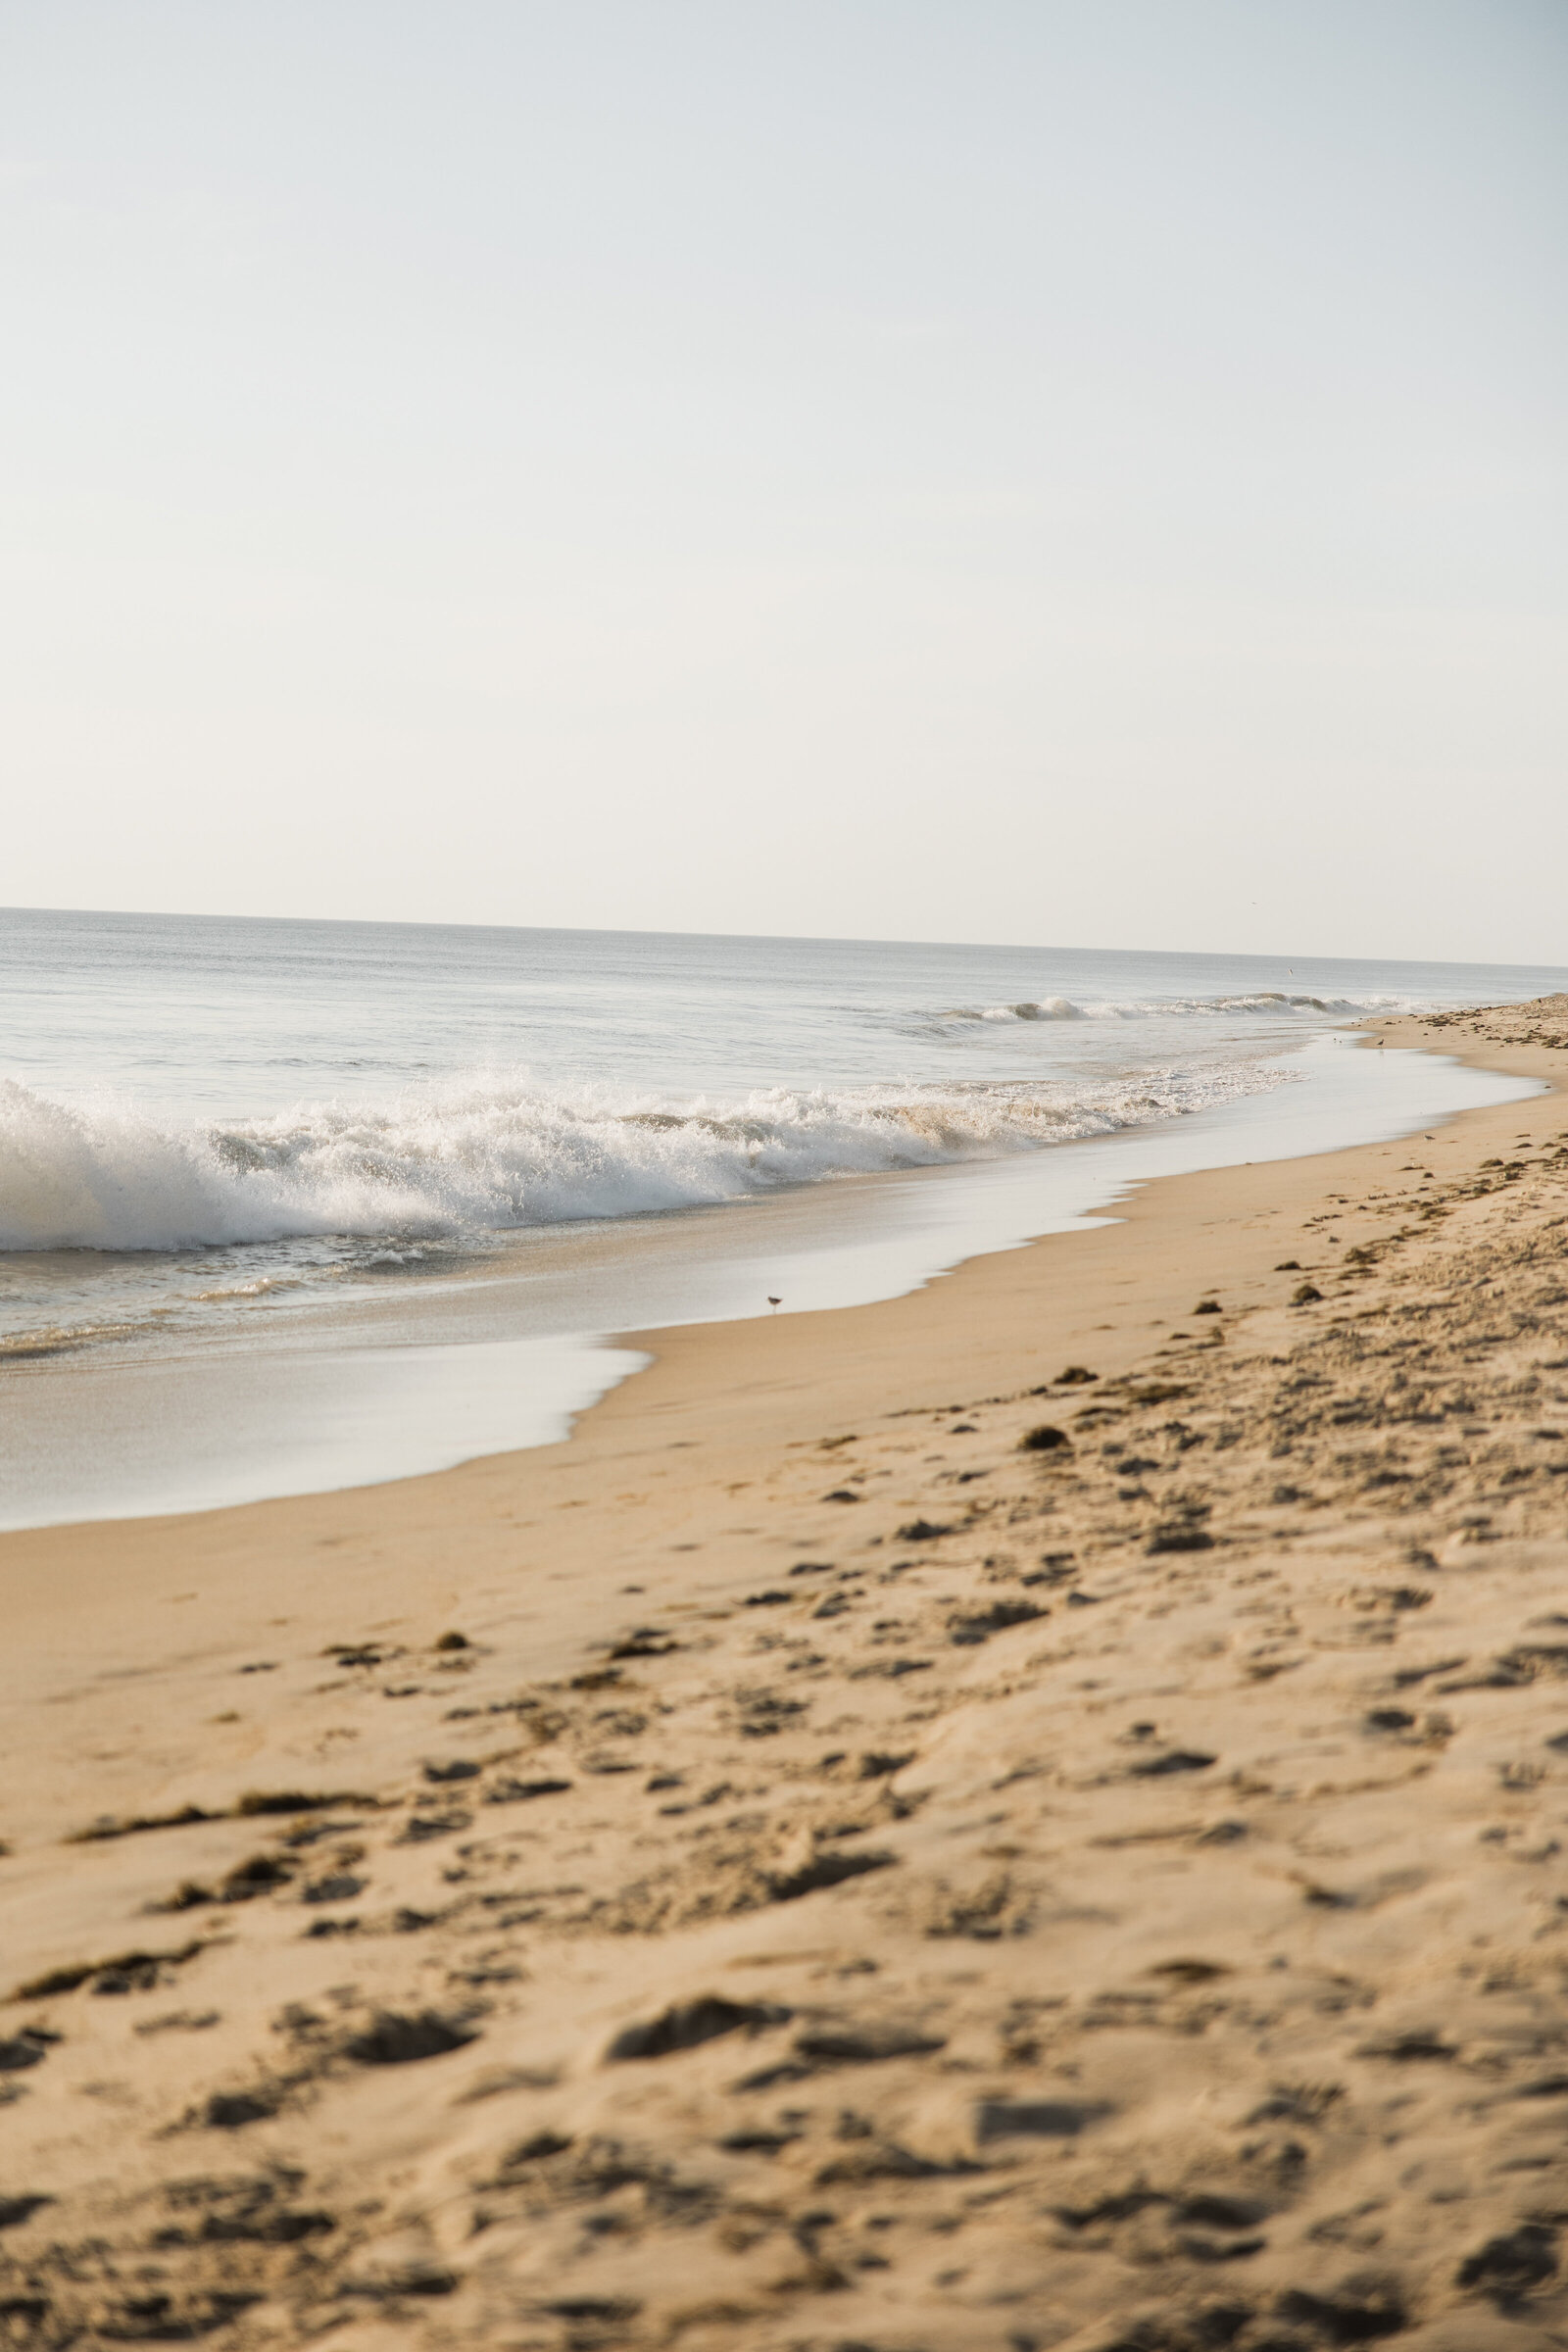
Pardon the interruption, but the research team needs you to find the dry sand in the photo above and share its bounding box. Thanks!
[2,998,1568,2351]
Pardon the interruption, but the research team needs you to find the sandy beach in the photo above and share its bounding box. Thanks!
[2,996,1567,2351]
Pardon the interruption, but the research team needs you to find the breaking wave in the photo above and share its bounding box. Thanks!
[943,991,1426,1025]
[0,1064,1286,1254]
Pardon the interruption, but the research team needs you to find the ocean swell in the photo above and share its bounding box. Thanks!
[941,990,1424,1025]
[0,1064,1284,1254]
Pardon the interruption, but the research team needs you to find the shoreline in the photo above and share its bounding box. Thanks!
[0,1026,1533,1532]
[2,997,1567,2347]
[0,1019,1541,1601]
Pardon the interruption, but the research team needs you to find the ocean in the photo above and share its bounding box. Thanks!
[1,906,1558,1527]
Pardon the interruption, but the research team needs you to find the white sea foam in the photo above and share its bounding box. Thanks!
[975,997,1085,1021]
[943,991,1425,1025]
[0,1064,1284,1254]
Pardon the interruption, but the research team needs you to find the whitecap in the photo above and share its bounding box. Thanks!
[0,1063,1292,1255]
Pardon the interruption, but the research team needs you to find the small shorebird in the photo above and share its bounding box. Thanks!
[767,1296,781,1314]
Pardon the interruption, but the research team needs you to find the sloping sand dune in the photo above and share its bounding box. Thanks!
[2,1001,1567,2350]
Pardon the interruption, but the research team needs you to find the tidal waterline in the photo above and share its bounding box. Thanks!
[0,1030,1535,1528]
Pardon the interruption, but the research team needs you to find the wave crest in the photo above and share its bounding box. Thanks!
[938,990,1429,1026]
[0,1066,1280,1254]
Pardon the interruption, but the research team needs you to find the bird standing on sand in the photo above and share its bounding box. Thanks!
[767,1296,781,1313]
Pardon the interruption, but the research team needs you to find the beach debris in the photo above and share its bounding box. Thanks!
[220,1853,296,1901]
[14,1941,211,2001]
[1019,1424,1071,1451]
[977,2096,1111,2140]
[0,2031,54,2073]
[731,1690,809,1739]
[788,2019,948,2069]
[763,1844,896,1903]
[300,1873,365,1905]
[607,1996,790,2062]
[395,1809,471,1843]
[1456,2221,1559,2298]
[67,1803,216,1843]
[484,1776,572,1804]
[1276,2279,1407,2338]
[235,1788,378,1817]
[947,1597,1047,1645]
[1147,1523,1215,1553]
[0,2195,52,2229]
[1355,2028,1457,2062]
[197,2086,287,2130]
[342,2009,480,2066]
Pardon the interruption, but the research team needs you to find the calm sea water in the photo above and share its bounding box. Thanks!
[0,907,1557,1524]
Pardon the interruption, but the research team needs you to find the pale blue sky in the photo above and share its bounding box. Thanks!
[3,1,1564,959]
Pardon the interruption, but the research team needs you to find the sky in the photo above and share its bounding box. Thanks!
[2,0,1564,963]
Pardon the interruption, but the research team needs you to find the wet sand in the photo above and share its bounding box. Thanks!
[1,998,1566,2349]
